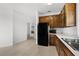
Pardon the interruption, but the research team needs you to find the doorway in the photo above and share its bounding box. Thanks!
[27,23,31,39]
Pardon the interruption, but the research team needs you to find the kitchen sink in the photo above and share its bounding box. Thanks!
[61,38,79,51]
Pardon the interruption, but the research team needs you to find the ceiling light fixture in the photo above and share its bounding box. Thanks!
[47,3,52,5]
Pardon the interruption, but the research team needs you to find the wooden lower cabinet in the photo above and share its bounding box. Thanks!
[53,35,74,56]
[63,46,74,56]
[59,48,65,56]
[50,35,56,45]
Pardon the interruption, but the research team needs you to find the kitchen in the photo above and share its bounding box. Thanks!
[38,3,79,56]
[0,3,79,56]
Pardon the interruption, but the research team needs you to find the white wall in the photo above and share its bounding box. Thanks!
[29,11,39,44]
[0,4,31,47]
[0,3,65,47]
[0,6,13,47]
[13,10,27,44]
[35,11,39,44]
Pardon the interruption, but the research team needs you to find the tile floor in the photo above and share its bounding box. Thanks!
[0,39,58,56]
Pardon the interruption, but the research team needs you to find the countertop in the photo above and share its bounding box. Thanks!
[49,33,79,56]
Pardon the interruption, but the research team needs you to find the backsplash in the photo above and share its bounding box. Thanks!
[56,28,63,34]
[56,27,77,37]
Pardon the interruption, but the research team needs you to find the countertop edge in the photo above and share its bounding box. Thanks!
[56,34,79,56]
[49,33,79,56]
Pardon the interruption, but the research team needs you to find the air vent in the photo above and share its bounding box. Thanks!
[48,11,51,12]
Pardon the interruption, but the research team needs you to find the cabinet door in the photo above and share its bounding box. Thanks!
[55,35,74,56]
[50,16,56,28]
[60,8,65,27]
[59,48,65,56]
[50,35,56,45]
[39,16,50,24]
[59,40,65,56]
[65,3,76,26]
[50,36,54,45]
[50,15,59,27]
[55,36,60,55]
[63,46,74,56]
[50,15,65,28]
[53,16,58,27]
[56,15,64,27]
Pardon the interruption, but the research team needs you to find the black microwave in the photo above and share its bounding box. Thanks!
[49,30,56,33]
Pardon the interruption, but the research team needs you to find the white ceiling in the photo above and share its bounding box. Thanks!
[38,3,65,14]
[0,3,65,17]
[13,3,65,15]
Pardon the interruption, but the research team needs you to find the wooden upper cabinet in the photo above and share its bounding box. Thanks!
[39,3,76,28]
[50,16,56,27]
[56,15,65,27]
[39,15,64,28]
[39,16,50,25]
[64,3,76,26]
[60,3,76,27]
[50,15,64,28]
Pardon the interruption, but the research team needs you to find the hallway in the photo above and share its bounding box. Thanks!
[0,40,58,56]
